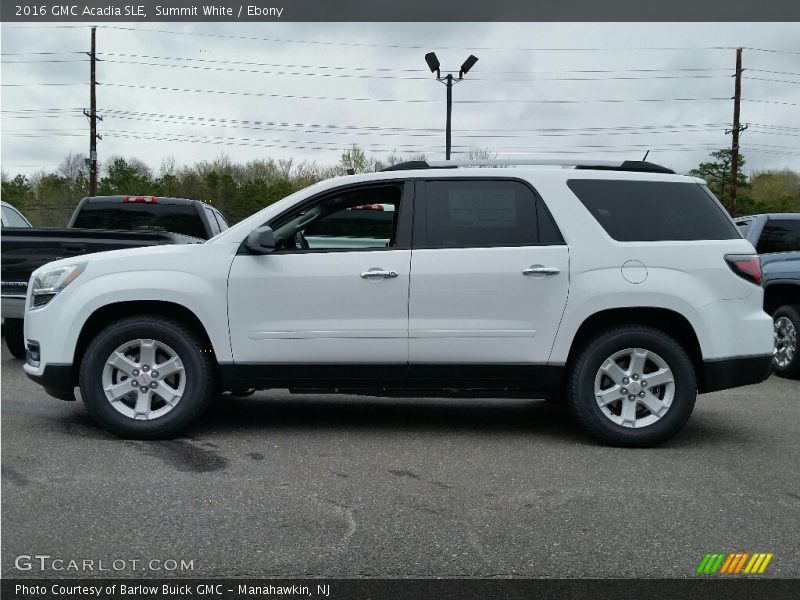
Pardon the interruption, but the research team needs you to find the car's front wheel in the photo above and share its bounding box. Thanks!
[79,316,215,438]
[567,326,697,447]
[772,305,800,379]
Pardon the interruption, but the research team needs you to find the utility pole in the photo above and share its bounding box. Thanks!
[727,47,744,217]
[445,73,453,160]
[84,26,101,196]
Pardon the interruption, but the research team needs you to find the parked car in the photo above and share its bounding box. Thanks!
[1,201,33,228]
[22,159,773,446]
[1,196,228,359]
[734,213,800,379]
[1,201,34,357]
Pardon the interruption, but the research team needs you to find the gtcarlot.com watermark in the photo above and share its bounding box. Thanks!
[15,554,194,572]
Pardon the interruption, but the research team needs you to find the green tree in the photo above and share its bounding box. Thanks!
[738,169,800,215]
[98,157,155,195]
[688,149,748,213]
[0,173,35,211]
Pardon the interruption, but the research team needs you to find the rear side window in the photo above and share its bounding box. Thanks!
[757,219,800,254]
[419,180,562,248]
[72,202,207,239]
[567,179,739,242]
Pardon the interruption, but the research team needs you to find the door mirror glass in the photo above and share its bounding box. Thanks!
[244,226,276,254]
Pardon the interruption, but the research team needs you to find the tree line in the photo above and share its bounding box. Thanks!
[2,146,797,227]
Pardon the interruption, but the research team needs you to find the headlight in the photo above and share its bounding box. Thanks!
[29,262,87,309]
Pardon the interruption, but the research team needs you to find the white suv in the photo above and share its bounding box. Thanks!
[22,159,774,446]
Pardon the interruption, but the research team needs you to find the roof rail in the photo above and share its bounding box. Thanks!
[382,158,675,174]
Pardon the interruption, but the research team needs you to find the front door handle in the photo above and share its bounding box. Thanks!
[360,269,399,279]
[522,266,560,276]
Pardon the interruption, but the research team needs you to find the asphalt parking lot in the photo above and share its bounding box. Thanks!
[1,336,798,579]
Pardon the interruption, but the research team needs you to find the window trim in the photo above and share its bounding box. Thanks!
[203,206,221,236]
[212,207,229,231]
[251,180,414,255]
[412,177,565,250]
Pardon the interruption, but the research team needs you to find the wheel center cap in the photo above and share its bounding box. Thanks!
[136,372,153,387]
[628,381,642,394]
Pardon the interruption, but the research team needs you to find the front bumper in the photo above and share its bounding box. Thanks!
[23,363,76,401]
[700,354,773,393]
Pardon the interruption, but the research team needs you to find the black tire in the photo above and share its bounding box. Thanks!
[566,326,697,447]
[772,305,800,380]
[3,318,26,359]
[79,316,216,438]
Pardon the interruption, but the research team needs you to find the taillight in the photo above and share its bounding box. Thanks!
[725,254,763,286]
[123,196,157,203]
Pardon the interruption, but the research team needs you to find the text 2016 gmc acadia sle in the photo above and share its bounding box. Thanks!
[22,160,774,446]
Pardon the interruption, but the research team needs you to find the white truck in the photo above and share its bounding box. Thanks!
[22,159,773,446]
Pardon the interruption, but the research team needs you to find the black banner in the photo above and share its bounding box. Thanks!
[3,579,800,600]
[2,0,800,22]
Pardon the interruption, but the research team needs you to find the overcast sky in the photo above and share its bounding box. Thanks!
[1,22,798,178]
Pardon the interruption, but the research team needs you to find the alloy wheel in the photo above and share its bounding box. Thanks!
[774,316,797,369]
[101,339,186,420]
[593,347,675,428]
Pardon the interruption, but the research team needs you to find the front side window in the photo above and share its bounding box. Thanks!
[419,180,558,248]
[567,179,740,242]
[270,184,403,251]
[757,219,800,254]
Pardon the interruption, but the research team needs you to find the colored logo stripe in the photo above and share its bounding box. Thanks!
[697,552,773,575]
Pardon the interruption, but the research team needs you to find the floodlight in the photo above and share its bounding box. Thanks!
[424,52,440,74]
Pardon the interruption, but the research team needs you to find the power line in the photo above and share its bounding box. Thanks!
[99,82,730,104]
[96,57,730,82]
[1,82,84,87]
[2,59,90,64]
[0,108,735,134]
[743,98,800,107]
[749,68,800,77]
[743,76,800,85]
[745,47,800,56]
[95,52,734,75]
[0,51,85,55]
[99,26,741,52]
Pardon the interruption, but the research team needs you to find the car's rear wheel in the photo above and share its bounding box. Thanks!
[3,318,26,359]
[567,326,696,447]
[772,305,800,380]
[79,316,215,438]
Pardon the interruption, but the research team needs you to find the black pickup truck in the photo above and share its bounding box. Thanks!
[2,196,228,358]
[735,213,800,379]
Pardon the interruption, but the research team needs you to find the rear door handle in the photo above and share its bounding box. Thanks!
[522,266,560,276]
[360,269,399,279]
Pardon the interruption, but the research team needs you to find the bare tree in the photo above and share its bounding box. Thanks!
[58,151,88,180]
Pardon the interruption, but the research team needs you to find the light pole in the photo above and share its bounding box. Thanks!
[425,52,478,160]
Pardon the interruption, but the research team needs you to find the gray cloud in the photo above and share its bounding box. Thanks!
[2,22,798,177]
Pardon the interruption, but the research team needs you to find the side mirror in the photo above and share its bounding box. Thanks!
[244,226,276,254]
